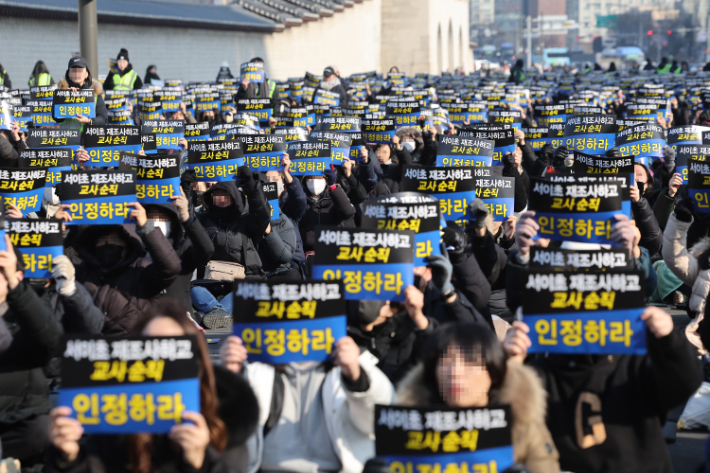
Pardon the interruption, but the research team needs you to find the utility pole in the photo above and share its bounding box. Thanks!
[527,16,532,68]
[78,0,98,76]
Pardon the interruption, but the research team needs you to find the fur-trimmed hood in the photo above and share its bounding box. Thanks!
[689,236,710,259]
[58,77,104,96]
[396,359,548,427]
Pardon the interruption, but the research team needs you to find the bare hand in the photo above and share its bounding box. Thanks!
[359,146,369,163]
[0,234,19,289]
[404,286,428,330]
[268,116,277,128]
[503,320,531,363]
[668,173,682,198]
[641,306,673,338]
[219,336,248,373]
[342,157,352,177]
[75,113,92,124]
[4,202,22,219]
[504,216,517,239]
[54,204,74,223]
[49,407,83,464]
[170,187,190,223]
[333,336,361,382]
[128,202,147,227]
[610,214,634,251]
[75,148,90,164]
[168,411,210,470]
[515,211,538,257]
[629,184,640,203]
[179,137,188,150]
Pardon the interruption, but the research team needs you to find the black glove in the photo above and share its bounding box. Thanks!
[552,146,569,169]
[237,166,256,190]
[606,147,622,159]
[324,164,337,187]
[468,198,490,230]
[426,255,454,295]
[674,196,695,223]
[442,221,467,254]
[180,169,197,192]
[663,145,676,171]
[539,144,553,166]
[503,152,516,171]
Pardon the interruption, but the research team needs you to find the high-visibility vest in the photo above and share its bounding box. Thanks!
[110,70,137,91]
[657,64,672,74]
[0,72,5,86]
[256,78,277,99]
[29,73,51,87]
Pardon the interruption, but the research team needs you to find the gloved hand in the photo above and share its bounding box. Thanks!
[468,198,490,230]
[552,146,569,169]
[503,152,516,172]
[606,147,622,159]
[324,164,337,187]
[515,211,539,258]
[442,221,467,254]
[426,254,454,296]
[663,145,676,171]
[237,166,256,190]
[610,214,634,251]
[539,144,553,166]
[180,169,197,192]
[52,255,76,296]
[674,196,695,223]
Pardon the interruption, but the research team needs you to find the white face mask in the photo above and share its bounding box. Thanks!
[402,141,416,152]
[152,221,172,237]
[307,179,326,196]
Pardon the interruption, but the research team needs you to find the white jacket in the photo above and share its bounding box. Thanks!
[662,212,710,352]
[244,351,396,473]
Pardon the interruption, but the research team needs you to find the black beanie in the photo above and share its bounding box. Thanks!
[117,48,129,62]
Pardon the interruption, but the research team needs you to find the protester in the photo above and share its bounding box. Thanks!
[144,65,161,85]
[28,60,53,87]
[103,48,143,91]
[397,323,560,472]
[234,57,278,111]
[216,61,234,82]
[53,56,109,129]
[0,63,11,89]
[313,66,348,106]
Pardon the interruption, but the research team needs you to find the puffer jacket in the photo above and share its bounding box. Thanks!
[54,78,108,126]
[299,182,356,252]
[260,213,296,277]
[632,196,662,257]
[197,180,270,278]
[144,203,214,312]
[396,360,560,473]
[73,224,181,335]
[662,212,710,353]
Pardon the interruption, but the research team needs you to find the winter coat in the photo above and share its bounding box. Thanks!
[42,282,104,335]
[55,78,108,126]
[312,82,349,107]
[528,328,701,473]
[259,214,295,277]
[102,63,143,92]
[145,204,214,312]
[45,435,228,473]
[0,133,28,167]
[632,196,662,256]
[243,351,396,473]
[448,251,492,323]
[278,178,307,265]
[374,147,413,194]
[652,187,676,231]
[197,180,270,278]
[421,281,488,326]
[299,184,356,252]
[73,224,182,335]
[0,281,64,424]
[396,360,560,473]
[234,80,279,117]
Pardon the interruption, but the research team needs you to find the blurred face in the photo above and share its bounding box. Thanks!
[375,145,391,164]
[436,345,491,407]
[117,59,128,72]
[212,189,233,208]
[142,316,185,337]
[147,207,171,222]
[69,67,88,84]
[203,111,215,121]
[265,171,283,184]
[634,164,648,186]
[172,110,185,121]
[96,231,126,248]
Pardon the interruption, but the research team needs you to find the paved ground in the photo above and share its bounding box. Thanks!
[205,305,709,472]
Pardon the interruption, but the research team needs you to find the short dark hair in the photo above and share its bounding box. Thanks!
[420,323,507,404]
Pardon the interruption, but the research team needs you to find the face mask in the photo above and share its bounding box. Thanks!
[402,141,416,152]
[192,190,204,208]
[276,181,284,195]
[94,244,124,268]
[383,159,393,166]
[206,116,215,126]
[307,179,326,196]
[151,221,171,238]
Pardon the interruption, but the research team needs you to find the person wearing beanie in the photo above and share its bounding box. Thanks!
[216,61,234,82]
[103,48,142,91]
[52,56,108,130]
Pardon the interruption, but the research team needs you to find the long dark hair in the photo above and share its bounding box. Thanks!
[30,60,50,84]
[128,298,227,473]
[420,323,507,405]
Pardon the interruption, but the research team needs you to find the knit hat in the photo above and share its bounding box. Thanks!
[117,49,129,62]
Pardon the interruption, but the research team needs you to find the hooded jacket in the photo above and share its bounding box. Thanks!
[0,281,64,424]
[55,78,108,126]
[73,224,182,335]
[396,360,560,473]
[374,147,413,194]
[197,180,270,278]
[144,203,214,312]
[278,176,308,266]
[299,182,356,253]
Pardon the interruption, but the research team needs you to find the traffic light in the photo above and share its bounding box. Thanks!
[647,30,653,36]
[593,37,602,52]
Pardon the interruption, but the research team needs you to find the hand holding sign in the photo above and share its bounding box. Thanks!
[168,411,211,470]
[640,306,673,339]
[515,210,538,258]
[404,286,428,330]
[333,336,361,382]
[610,214,634,251]
[49,406,83,464]
[503,320,531,363]
[75,113,91,124]
[128,202,147,227]
[171,187,190,223]
[669,173,682,198]
[0,234,19,289]
[4,202,21,219]
[219,336,247,374]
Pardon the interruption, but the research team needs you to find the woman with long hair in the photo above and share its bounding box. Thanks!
[396,323,560,473]
[45,298,249,473]
[28,60,53,87]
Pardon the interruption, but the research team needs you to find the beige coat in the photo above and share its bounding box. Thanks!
[396,359,560,473]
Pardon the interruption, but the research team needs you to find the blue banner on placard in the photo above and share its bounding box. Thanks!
[391,113,419,128]
[137,177,180,205]
[154,133,183,151]
[63,194,137,225]
[525,308,646,354]
[690,188,710,213]
[181,158,244,182]
[618,139,665,160]
[564,133,616,155]
[18,246,63,278]
[46,166,71,188]
[33,112,57,127]
[233,315,346,363]
[535,210,623,245]
[331,147,349,165]
[312,263,414,302]
[414,230,441,266]
[434,190,477,221]
[1,188,44,213]
[492,144,516,166]
[54,103,96,120]
[268,198,280,220]
[436,155,492,167]
[381,446,515,473]
[288,157,329,176]
[244,151,285,172]
[86,145,142,168]
[58,378,200,434]
[479,197,514,222]
[527,137,550,151]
